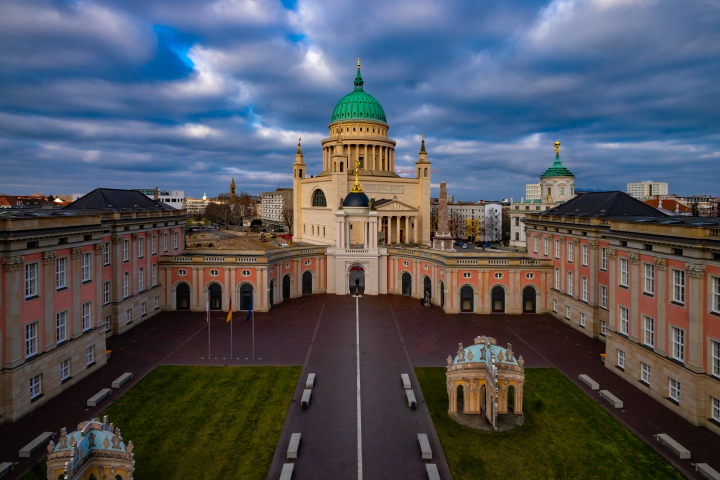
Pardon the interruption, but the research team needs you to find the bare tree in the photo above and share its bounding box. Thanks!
[282,205,294,234]
[237,191,255,219]
[430,216,438,237]
[448,217,459,239]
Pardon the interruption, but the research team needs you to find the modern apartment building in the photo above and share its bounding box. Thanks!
[627,181,668,200]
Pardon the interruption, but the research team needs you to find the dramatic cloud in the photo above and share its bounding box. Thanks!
[1,0,719,200]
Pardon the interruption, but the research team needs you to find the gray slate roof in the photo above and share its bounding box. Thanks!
[542,191,666,218]
[64,188,172,211]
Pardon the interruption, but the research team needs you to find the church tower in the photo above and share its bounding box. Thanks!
[230,177,236,202]
[292,139,305,241]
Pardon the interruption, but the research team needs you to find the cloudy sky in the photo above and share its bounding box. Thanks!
[1,0,719,201]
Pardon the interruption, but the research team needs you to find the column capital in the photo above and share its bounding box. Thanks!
[4,255,23,271]
[131,233,139,239]
[687,263,706,278]
[71,247,83,259]
[608,249,616,259]
[654,257,667,271]
[628,253,639,264]
[588,241,599,250]
[111,235,123,243]
[94,243,104,253]
[43,251,56,264]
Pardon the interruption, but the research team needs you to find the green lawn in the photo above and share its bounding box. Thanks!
[415,367,686,480]
[23,366,300,480]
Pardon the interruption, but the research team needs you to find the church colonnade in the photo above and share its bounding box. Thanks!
[323,142,395,172]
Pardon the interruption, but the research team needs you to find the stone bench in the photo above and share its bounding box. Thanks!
[111,372,133,389]
[19,432,54,458]
[599,390,622,408]
[301,389,312,409]
[306,373,315,389]
[696,463,720,480]
[401,373,411,389]
[426,463,441,480]
[656,433,690,459]
[579,374,599,390]
[417,433,432,460]
[406,389,417,410]
[0,462,14,478]
[87,388,112,407]
[279,463,294,480]
[287,433,301,460]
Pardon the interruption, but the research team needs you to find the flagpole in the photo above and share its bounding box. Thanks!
[230,312,233,360]
[252,309,255,360]
[208,307,210,360]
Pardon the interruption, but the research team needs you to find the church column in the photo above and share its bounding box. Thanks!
[364,144,368,169]
[396,216,401,244]
[413,216,418,244]
[390,148,394,172]
[372,144,376,170]
[363,221,368,248]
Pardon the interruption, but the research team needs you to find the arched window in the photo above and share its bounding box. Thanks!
[424,168,428,177]
[340,162,344,172]
[312,190,327,207]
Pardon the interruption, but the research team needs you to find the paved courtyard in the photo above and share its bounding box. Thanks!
[2,294,719,479]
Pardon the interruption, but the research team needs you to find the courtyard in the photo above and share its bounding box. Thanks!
[3,294,718,479]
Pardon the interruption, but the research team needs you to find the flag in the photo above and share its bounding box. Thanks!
[226,295,232,323]
[245,296,253,322]
[206,299,210,323]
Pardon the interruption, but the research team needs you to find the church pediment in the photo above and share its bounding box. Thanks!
[374,197,417,212]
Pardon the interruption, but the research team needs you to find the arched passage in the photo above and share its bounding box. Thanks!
[461,286,474,312]
[480,384,487,412]
[523,286,536,313]
[176,282,190,310]
[240,284,253,311]
[349,265,365,294]
[302,271,312,295]
[456,384,464,413]
[209,283,222,310]
[492,286,505,313]
[282,275,291,300]
[440,281,445,307]
[401,272,412,296]
[508,385,516,413]
[423,276,432,302]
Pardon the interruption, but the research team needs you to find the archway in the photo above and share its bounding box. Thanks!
[282,275,291,300]
[349,265,365,294]
[269,279,275,307]
[480,384,487,412]
[492,286,505,313]
[401,272,412,296]
[523,286,536,313]
[302,271,312,295]
[209,283,222,310]
[461,286,474,312]
[176,282,190,310]
[440,281,445,307]
[508,385,516,414]
[456,384,464,413]
[423,277,432,302]
[240,284,253,310]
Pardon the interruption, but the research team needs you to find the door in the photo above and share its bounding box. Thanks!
[424,277,432,302]
[440,281,445,308]
[523,286,536,313]
[269,280,274,307]
[283,275,290,300]
[209,283,222,310]
[492,286,505,313]
[461,286,473,312]
[176,283,190,310]
[302,271,312,295]
[349,266,365,294]
[401,272,412,296]
[240,284,253,310]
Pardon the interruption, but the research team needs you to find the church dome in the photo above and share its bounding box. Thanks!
[344,191,369,208]
[331,66,387,124]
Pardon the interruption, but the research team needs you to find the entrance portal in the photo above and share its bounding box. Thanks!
[176,283,190,310]
[302,271,312,296]
[240,284,253,310]
[282,275,290,300]
[424,277,431,302]
[209,283,222,310]
[269,280,274,307]
[492,286,505,313]
[401,272,412,296]
[461,286,474,312]
[457,384,465,414]
[523,286,536,313]
[440,281,445,308]
[349,265,365,294]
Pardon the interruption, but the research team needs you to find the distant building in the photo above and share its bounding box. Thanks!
[525,182,541,200]
[133,188,185,209]
[627,180,668,200]
[261,188,293,229]
[430,199,503,242]
[185,194,211,216]
[0,195,57,209]
[645,196,692,215]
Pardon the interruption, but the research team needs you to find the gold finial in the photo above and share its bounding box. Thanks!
[357,58,360,70]
[351,159,363,192]
[554,141,560,156]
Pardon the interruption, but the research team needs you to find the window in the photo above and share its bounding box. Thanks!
[463,272,471,278]
[581,244,588,266]
[555,240,560,259]
[641,363,650,384]
[82,302,93,331]
[138,237,144,258]
[138,268,144,291]
[617,350,625,369]
[81,252,92,282]
[60,359,70,381]
[152,235,157,255]
[103,281,111,305]
[163,233,168,252]
[86,345,94,366]
[25,322,38,357]
[241,270,251,277]
[123,240,129,261]
[713,277,720,313]
[713,397,720,422]
[178,269,187,276]
[173,231,178,250]
[533,236,538,253]
[104,316,110,332]
[209,269,219,277]
[154,296,159,310]
[56,312,67,343]
[152,264,157,286]
[601,320,607,335]
[671,269,685,304]
[601,248,607,270]
[126,309,132,324]
[123,272,129,298]
[555,268,560,289]
[515,232,520,241]
[713,340,720,377]
[141,302,146,316]
[526,273,535,280]
[566,306,571,318]
[544,238,549,256]
[620,306,629,335]
[669,378,680,402]
[600,285,608,308]
[672,327,684,362]
[494,272,503,279]
[30,375,41,399]
[25,262,38,298]
[567,242,574,262]
[567,272,573,296]
[643,316,654,347]
[553,300,557,312]
[580,313,586,327]
[103,242,110,265]
[312,189,327,207]
[581,276,588,301]
[644,264,655,295]
[619,258,628,287]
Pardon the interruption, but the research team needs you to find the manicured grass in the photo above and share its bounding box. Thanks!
[415,367,686,480]
[23,366,300,480]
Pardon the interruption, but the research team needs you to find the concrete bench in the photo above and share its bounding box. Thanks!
[417,433,432,460]
[599,390,623,408]
[656,433,690,459]
[19,432,54,458]
[87,388,112,407]
[696,463,720,480]
[426,463,441,480]
[401,373,411,389]
[0,462,14,478]
[406,389,417,410]
[287,433,301,460]
[111,372,133,389]
[279,463,294,480]
[301,389,312,409]
[306,373,315,389]
[579,374,599,390]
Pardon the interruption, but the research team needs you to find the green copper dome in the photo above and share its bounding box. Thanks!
[331,67,387,124]
[540,154,574,178]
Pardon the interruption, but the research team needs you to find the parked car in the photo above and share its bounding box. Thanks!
[454,241,463,246]
[461,244,469,249]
